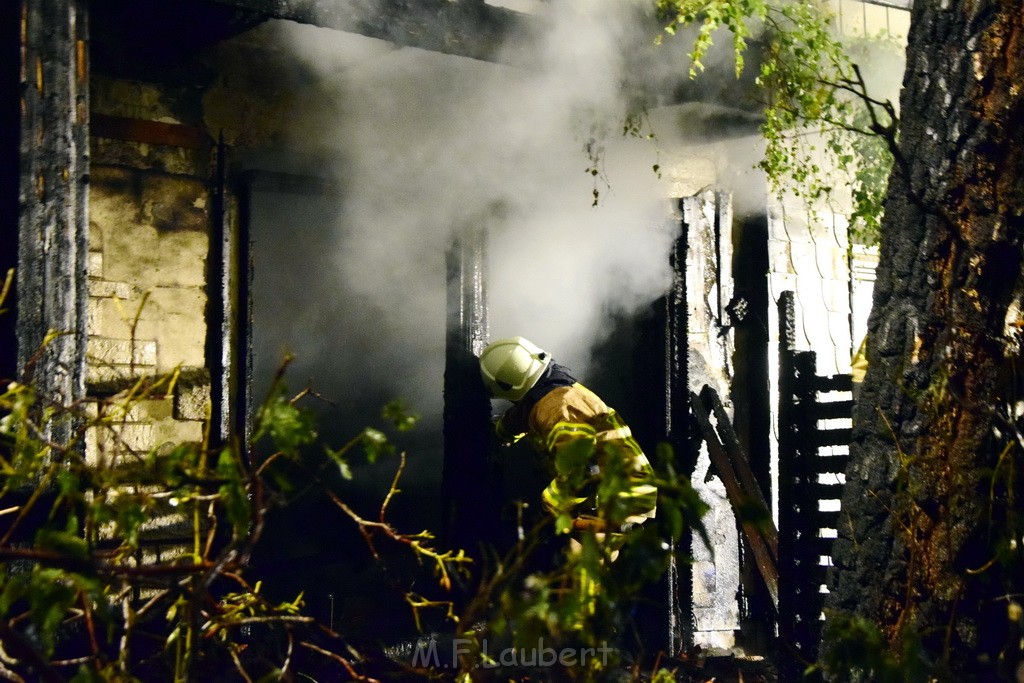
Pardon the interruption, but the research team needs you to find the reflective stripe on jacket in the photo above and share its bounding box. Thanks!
[499,383,657,525]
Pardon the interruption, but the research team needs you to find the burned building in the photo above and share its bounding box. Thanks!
[2,0,906,666]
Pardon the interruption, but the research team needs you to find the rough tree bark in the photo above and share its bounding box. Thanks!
[825,0,1024,677]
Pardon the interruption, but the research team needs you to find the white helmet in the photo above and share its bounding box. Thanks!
[479,337,551,402]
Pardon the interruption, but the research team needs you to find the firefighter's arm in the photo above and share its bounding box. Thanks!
[493,414,525,446]
[571,515,611,533]
[570,515,643,534]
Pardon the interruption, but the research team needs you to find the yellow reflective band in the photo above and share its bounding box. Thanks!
[618,484,658,498]
[544,421,597,452]
[596,426,632,441]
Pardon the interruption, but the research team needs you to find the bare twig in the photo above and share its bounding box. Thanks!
[281,629,295,679]
[300,641,380,683]
[49,656,94,668]
[228,646,255,683]
[0,663,26,683]
[0,269,14,312]
[289,385,336,408]
[80,593,101,669]
[379,453,406,522]
[0,463,58,546]
[0,622,63,683]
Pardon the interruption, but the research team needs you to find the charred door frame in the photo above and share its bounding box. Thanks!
[0,0,20,380]
[730,212,773,647]
[441,225,496,551]
[665,204,691,655]
[15,0,91,442]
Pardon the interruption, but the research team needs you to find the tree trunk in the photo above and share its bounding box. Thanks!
[826,0,1024,677]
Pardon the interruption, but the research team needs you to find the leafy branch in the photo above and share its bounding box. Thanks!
[653,0,902,245]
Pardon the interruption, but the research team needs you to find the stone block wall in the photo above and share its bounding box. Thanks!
[86,75,212,458]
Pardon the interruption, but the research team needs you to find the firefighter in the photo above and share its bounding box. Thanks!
[478,336,658,536]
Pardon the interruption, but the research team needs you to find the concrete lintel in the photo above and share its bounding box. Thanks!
[207,0,529,63]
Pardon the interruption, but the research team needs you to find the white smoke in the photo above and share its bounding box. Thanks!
[302,3,676,373]
[221,0,759,429]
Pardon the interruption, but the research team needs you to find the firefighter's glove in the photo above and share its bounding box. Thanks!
[491,415,524,448]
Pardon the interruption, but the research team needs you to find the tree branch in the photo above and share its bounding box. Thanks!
[0,622,63,683]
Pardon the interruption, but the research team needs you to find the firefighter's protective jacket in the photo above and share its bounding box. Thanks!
[495,363,658,527]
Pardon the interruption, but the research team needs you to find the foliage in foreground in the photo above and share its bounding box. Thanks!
[0,363,463,682]
[0,351,710,681]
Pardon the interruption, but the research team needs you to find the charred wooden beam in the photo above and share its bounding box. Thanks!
[442,224,494,551]
[691,388,779,608]
[0,1,19,380]
[91,114,211,150]
[665,206,689,655]
[207,137,234,447]
[207,0,527,63]
[234,172,255,454]
[17,0,90,441]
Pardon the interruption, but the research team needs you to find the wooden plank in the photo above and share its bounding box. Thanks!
[813,455,850,473]
[91,114,210,149]
[442,224,496,550]
[809,400,854,421]
[789,562,829,583]
[700,385,778,552]
[812,373,854,392]
[808,535,837,555]
[783,534,835,556]
[808,482,846,499]
[810,510,842,527]
[813,427,852,448]
[691,391,779,608]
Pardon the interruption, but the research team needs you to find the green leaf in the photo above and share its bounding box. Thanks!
[324,443,354,480]
[27,568,78,657]
[257,670,285,683]
[360,427,393,463]
[217,448,250,535]
[0,571,29,614]
[337,459,353,480]
[255,390,317,456]
[115,500,147,548]
[382,400,419,432]
[35,528,90,562]
[553,437,594,481]
[662,500,683,540]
